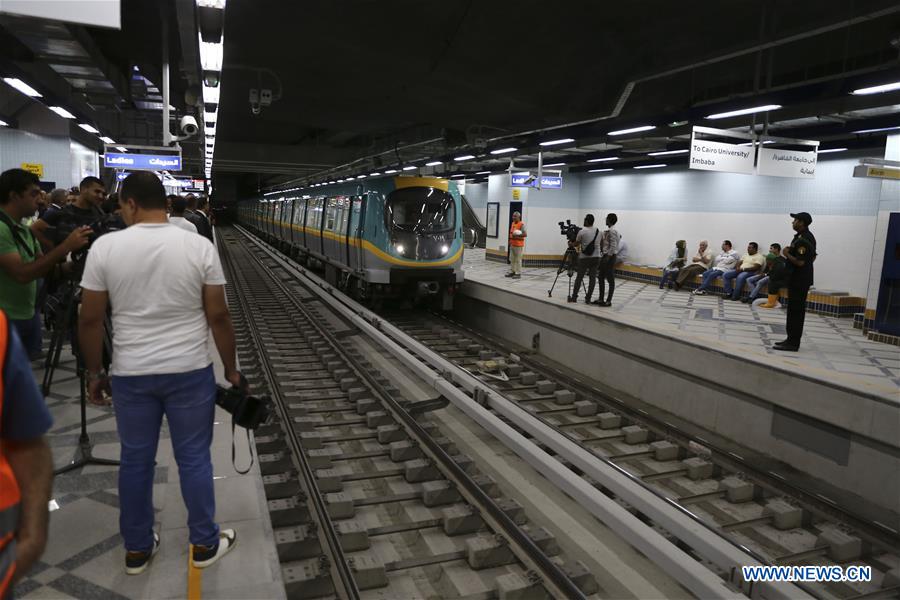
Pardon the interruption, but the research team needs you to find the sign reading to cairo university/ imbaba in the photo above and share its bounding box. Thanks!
[757,147,817,179]
[689,139,755,175]
[104,152,182,171]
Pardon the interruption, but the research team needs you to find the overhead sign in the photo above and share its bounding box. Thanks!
[757,147,817,178]
[115,171,131,181]
[689,139,755,175]
[853,165,900,180]
[20,162,44,178]
[1,0,121,29]
[510,172,563,189]
[104,152,182,171]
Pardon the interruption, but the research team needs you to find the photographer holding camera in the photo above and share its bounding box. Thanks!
[31,176,106,250]
[567,214,601,304]
[79,172,241,574]
[0,169,91,358]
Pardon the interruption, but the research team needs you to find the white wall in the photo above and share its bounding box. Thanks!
[0,128,73,187]
[69,140,99,185]
[480,151,886,296]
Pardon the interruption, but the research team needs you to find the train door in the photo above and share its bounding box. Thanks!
[344,196,356,268]
[307,197,324,256]
[354,194,367,273]
[295,198,308,251]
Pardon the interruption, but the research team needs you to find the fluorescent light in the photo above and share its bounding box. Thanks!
[369,172,381,176]
[356,175,366,179]
[648,149,689,156]
[817,147,847,154]
[426,160,442,166]
[706,105,781,120]
[633,163,667,169]
[78,123,99,133]
[539,138,574,146]
[203,84,220,104]
[543,162,565,167]
[587,156,618,163]
[490,147,517,155]
[476,171,491,174]
[196,0,226,8]
[100,136,115,144]
[853,125,900,134]
[608,125,655,136]
[454,155,475,161]
[199,36,223,71]
[384,169,398,174]
[402,165,417,171]
[115,146,127,152]
[589,168,613,173]
[49,106,76,119]
[852,81,900,95]
[451,173,466,178]
[0,120,8,127]
[3,77,42,97]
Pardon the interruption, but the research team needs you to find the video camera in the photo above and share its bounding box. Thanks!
[216,380,271,430]
[558,220,581,243]
[51,211,125,267]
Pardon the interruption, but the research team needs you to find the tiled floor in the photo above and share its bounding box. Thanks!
[14,340,285,600]
[464,249,900,402]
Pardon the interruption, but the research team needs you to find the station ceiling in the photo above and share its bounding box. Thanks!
[216,0,900,190]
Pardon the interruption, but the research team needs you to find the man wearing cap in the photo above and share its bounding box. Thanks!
[775,212,816,351]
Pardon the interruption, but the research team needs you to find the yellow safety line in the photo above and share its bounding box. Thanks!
[187,544,202,600]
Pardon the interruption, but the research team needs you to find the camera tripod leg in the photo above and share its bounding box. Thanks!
[54,369,119,476]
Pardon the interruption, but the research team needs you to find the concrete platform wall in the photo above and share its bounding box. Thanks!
[456,281,900,518]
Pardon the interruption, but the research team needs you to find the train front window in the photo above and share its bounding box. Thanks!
[386,187,455,234]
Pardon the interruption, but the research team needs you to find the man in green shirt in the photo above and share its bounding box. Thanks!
[0,169,91,358]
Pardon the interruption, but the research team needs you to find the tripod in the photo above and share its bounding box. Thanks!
[43,279,119,475]
[548,247,585,298]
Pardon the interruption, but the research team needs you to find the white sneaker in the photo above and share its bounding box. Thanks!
[192,529,237,569]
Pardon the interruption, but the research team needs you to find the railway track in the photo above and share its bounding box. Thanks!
[218,228,598,599]
[223,224,900,599]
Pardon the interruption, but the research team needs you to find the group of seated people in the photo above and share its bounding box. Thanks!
[658,239,787,308]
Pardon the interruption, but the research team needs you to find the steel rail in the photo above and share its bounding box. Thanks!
[218,234,361,600]
[233,225,788,600]
[227,228,586,600]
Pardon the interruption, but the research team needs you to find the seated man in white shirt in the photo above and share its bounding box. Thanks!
[723,241,766,300]
[691,240,740,295]
[168,195,198,234]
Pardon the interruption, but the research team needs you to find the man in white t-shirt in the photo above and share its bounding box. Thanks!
[167,195,198,234]
[78,172,240,575]
[691,240,740,296]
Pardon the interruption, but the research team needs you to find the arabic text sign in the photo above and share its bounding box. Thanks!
[104,152,182,171]
[757,147,817,178]
[689,139,755,175]
[115,171,130,181]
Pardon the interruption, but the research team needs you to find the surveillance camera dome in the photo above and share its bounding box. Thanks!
[180,115,199,136]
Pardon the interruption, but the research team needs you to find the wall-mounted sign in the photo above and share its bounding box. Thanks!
[510,172,563,189]
[486,202,500,238]
[104,148,182,171]
[757,147,817,178]
[512,188,521,200]
[20,162,43,178]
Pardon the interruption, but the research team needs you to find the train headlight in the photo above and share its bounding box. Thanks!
[441,245,449,254]
[395,244,405,254]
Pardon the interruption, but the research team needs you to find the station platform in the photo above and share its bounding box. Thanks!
[17,341,284,600]
[457,249,900,521]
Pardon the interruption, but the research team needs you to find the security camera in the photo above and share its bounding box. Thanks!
[180,115,199,136]
[524,174,537,184]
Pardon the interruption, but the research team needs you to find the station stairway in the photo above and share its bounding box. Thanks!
[461,194,486,248]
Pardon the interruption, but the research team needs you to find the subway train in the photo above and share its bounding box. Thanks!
[238,175,465,309]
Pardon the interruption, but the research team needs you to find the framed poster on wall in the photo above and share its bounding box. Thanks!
[486,202,499,238]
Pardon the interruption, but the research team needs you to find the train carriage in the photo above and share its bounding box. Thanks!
[240,175,464,309]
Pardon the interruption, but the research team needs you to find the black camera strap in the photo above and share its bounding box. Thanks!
[0,210,37,260]
[230,416,254,475]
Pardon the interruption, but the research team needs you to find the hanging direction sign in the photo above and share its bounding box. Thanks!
[689,139,755,175]
[757,147,817,178]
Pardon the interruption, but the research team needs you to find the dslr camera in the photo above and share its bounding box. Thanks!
[216,380,271,430]
[558,220,581,243]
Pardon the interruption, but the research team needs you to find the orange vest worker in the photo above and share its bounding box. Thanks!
[509,220,525,247]
[0,310,20,597]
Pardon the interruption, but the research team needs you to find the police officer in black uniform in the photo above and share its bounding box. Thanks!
[774,212,816,351]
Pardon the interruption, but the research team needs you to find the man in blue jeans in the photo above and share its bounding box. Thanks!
[79,172,242,575]
[722,242,765,301]
[691,240,740,296]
